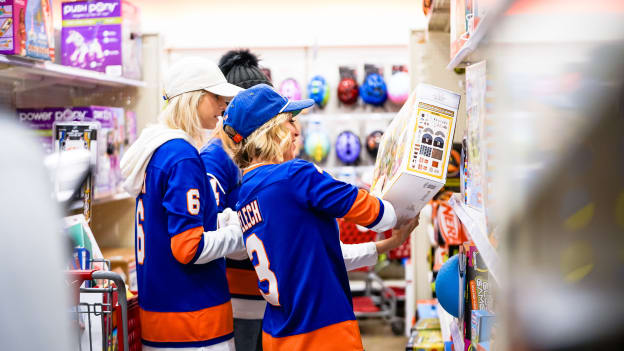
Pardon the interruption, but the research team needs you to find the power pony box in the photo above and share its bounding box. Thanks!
[61,0,141,79]
[0,0,55,60]
[371,83,461,222]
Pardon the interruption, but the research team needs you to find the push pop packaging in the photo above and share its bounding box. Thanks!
[0,0,55,60]
[371,83,460,222]
[61,0,141,79]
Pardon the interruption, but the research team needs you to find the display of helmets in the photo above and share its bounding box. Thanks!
[359,73,388,106]
[279,78,302,101]
[365,130,384,158]
[335,131,361,164]
[304,130,331,163]
[387,71,410,105]
[337,77,359,105]
[307,75,330,108]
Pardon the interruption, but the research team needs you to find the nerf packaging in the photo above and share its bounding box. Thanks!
[61,0,142,79]
[371,83,461,222]
[0,0,54,60]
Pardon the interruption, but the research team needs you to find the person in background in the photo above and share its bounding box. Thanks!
[223,84,420,351]
[120,57,246,351]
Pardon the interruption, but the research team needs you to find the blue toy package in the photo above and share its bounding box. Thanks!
[471,310,495,345]
[24,0,54,60]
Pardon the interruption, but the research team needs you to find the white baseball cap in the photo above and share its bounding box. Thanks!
[163,57,243,100]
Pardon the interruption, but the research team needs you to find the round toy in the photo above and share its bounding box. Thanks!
[435,254,463,318]
[360,73,388,106]
[335,131,361,165]
[337,77,359,105]
[387,71,410,105]
[304,130,331,163]
[365,130,384,158]
[279,78,302,101]
[307,75,330,108]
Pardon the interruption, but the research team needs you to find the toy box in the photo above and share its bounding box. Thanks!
[0,0,54,60]
[371,83,461,223]
[471,310,495,345]
[61,0,141,78]
[406,329,444,351]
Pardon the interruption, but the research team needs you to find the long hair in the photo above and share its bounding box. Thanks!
[159,90,207,148]
[227,112,293,169]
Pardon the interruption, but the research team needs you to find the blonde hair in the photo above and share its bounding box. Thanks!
[159,90,207,148]
[228,112,293,169]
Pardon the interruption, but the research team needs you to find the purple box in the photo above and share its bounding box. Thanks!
[61,0,141,79]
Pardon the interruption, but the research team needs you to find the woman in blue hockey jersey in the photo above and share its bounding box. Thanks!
[120,57,247,351]
[222,84,420,351]
[202,50,412,351]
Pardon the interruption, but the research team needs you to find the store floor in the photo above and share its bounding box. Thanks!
[359,319,407,351]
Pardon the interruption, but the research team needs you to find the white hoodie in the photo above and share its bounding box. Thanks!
[120,123,246,265]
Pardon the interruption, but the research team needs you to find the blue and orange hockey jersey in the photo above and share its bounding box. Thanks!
[236,159,396,351]
[200,139,265,318]
[135,139,233,348]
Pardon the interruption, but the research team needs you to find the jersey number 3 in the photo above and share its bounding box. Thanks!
[246,234,280,306]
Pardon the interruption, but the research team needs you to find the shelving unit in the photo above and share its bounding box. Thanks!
[0,54,146,89]
[448,193,500,284]
[447,13,492,69]
[94,191,132,205]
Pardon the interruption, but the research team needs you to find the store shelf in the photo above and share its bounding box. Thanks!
[301,112,395,122]
[448,193,500,284]
[0,55,146,89]
[94,191,132,205]
[447,14,493,70]
[437,303,453,343]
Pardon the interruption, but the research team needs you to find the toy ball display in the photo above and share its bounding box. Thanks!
[307,75,330,108]
[365,130,384,158]
[335,131,361,165]
[359,73,388,106]
[279,78,302,101]
[304,131,331,163]
[337,77,359,105]
[387,71,410,105]
[435,254,463,318]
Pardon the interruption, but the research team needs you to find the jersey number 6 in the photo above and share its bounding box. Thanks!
[136,199,146,264]
[246,234,280,306]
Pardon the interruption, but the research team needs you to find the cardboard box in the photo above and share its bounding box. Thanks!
[406,329,444,351]
[61,0,141,78]
[101,247,136,291]
[0,0,54,60]
[371,83,461,222]
[471,310,495,345]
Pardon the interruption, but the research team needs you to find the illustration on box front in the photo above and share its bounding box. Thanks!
[408,102,454,179]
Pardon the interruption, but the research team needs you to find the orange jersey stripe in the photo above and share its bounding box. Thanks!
[140,301,233,343]
[170,226,204,264]
[262,320,363,351]
[226,267,262,296]
[342,189,380,227]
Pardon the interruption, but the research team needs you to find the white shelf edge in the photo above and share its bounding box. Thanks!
[0,54,146,88]
[449,193,500,284]
[437,302,454,343]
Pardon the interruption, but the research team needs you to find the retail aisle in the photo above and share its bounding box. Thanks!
[360,319,408,351]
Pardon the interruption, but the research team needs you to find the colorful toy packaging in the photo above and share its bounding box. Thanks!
[0,0,54,60]
[470,310,495,345]
[61,0,142,78]
[17,105,126,194]
[371,83,461,222]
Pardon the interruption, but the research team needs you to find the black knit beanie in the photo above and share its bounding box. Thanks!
[218,49,272,89]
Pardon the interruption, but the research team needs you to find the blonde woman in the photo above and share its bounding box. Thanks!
[222,84,420,351]
[120,57,246,351]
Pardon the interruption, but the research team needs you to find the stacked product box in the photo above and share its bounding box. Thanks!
[463,242,493,343]
[371,83,461,223]
[0,0,55,60]
[17,106,127,194]
[61,0,142,78]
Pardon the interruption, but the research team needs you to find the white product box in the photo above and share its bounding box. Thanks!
[371,83,461,222]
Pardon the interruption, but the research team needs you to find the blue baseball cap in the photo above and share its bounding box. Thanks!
[223,84,314,143]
